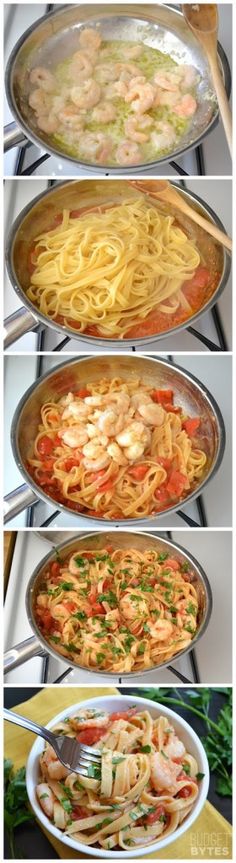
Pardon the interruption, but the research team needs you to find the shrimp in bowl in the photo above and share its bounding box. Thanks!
[26,694,209,857]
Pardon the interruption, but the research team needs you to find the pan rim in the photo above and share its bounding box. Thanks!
[10,353,226,524]
[25,529,213,677]
[4,4,231,170]
[5,179,231,347]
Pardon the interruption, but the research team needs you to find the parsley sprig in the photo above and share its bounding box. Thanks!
[4,760,34,858]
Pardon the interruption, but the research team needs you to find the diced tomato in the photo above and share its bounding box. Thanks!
[177,786,192,799]
[128,465,149,480]
[50,562,61,577]
[164,558,180,571]
[63,601,77,613]
[63,456,82,471]
[166,470,187,498]
[37,472,57,487]
[151,389,173,404]
[182,417,201,436]
[39,458,55,472]
[71,806,90,820]
[186,266,210,290]
[164,403,181,414]
[38,436,54,456]
[76,727,106,745]
[87,602,105,617]
[155,457,171,470]
[99,479,114,493]
[110,708,137,721]
[154,484,170,504]
[54,434,62,447]
[74,388,90,398]
[53,213,63,226]
[103,579,113,591]
[40,610,54,631]
[88,587,97,604]
[144,805,166,825]
[89,470,107,482]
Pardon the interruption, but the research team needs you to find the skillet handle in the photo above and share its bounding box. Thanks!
[4,636,46,673]
[4,484,39,524]
[4,308,40,349]
[4,121,28,152]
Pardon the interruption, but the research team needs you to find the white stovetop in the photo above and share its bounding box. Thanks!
[4,177,232,352]
[4,529,232,685]
[4,3,232,177]
[4,353,232,527]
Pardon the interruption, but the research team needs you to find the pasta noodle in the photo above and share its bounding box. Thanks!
[36,706,202,851]
[26,198,202,338]
[27,376,207,519]
[35,546,199,670]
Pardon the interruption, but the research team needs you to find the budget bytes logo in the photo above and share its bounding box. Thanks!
[190,833,230,856]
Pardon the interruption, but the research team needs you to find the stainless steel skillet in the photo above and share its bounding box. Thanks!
[4,531,212,677]
[4,4,231,171]
[4,179,231,349]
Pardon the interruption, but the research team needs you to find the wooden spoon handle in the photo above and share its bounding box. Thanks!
[208,55,232,156]
[164,186,232,252]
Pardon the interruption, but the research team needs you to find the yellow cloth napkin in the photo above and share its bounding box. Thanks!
[4,688,232,860]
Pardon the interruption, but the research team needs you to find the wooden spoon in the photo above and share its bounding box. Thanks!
[182,4,232,156]
[129,180,232,252]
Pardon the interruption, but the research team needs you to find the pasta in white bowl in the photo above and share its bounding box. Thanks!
[26,694,209,858]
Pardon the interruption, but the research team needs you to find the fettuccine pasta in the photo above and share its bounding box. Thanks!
[26,197,203,338]
[27,377,207,519]
[35,546,199,670]
[36,706,202,851]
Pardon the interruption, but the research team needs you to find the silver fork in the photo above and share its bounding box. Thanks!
[4,708,102,775]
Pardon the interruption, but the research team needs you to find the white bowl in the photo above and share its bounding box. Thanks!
[26,694,209,859]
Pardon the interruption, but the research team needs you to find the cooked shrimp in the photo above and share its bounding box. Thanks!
[70,709,109,729]
[179,64,198,90]
[71,80,101,109]
[124,114,152,143]
[138,403,165,426]
[95,65,118,84]
[29,88,50,114]
[85,395,103,407]
[79,27,102,51]
[121,44,143,60]
[60,425,89,448]
[82,441,111,472]
[164,735,186,760]
[36,115,58,134]
[92,102,116,123]
[153,69,180,92]
[115,63,141,80]
[40,745,69,780]
[106,392,130,412]
[125,78,156,113]
[150,752,182,794]
[114,80,129,98]
[116,421,150,460]
[36,783,55,817]
[70,51,93,80]
[79,131,112,163]
[157,89,180,108]
[107,442,128,466]
[130,392,152,409]
[120,594,148,621]
[151,121,177,151]
[149,618,173,641]
[116,140,142,165]
[62,401,90,420]
[173,94,197,117]
[68,553,88,575]
[97,409,124,437]
[29,66,55,92]
[56,106,84,129]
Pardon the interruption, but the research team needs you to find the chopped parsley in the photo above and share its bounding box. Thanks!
[73,611,86,621]
[49,635,60,644]
[87,764,101,780]
[112,756,125,765]
[185,602,197,615]
[158,552,169,561]
[74,556,86,567]
[140,745,152,753]
[180,562,190,573]
[124,635,136,652]
[61,798,72,814]
[182,763,191,775]
[184,624,195,634]
[39,793,49,799]
[120,582,128,590]
[96,652,106,664]
[60,581,74,591]
[97,591,117,607]
[160,749,168,760]
[196,772,205,781]
[137,643,145,656]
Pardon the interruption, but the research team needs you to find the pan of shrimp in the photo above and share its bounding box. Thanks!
[3,531,212,678]
[4,4,231,171]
